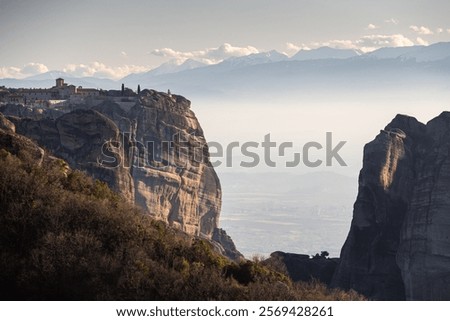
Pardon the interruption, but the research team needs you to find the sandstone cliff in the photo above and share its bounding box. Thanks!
[6,90,228,254]
[333,112,450,300]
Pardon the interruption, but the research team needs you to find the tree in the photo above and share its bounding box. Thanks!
[137,85,141,94]
[121,83,125,96]
[320,251,329,258]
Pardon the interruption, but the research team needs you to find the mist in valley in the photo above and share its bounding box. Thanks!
[192,89,450,257]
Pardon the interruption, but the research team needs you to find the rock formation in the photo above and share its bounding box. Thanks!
[265,251,339,285]
[5,90,227,253]
[212,228,243,261]
[0,112,45,166]
[0,112,15,133]
[333,112,450,300]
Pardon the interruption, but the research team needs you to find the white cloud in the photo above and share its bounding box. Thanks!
[356,34,414,52]
[63,62,149,80]
[120,51,128,57]
[436,28,444,33]
[21,62,49,75]
[151,43,259,64]
[416,37,429,46]
[290,34,415,54]
[324,40,356,50]
[0,62,48,79]
[284,42,301,56]
[286,42,301,52]
[284,42,311,56]
[0,62,150,80]
[367,24,379,30]
[385,18,399,25]
[447,29,450,34]
[0,66,22,78]
[409,25,433,35]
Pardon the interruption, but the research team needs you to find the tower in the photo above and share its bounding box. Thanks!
[56,78,64,88]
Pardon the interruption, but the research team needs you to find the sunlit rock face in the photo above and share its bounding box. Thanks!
[10,90,222,241]
[333,113,450,300]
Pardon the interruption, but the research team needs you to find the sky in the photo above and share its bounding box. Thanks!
[1,0,450,79]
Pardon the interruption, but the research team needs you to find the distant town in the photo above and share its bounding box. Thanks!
[0,78,144,118]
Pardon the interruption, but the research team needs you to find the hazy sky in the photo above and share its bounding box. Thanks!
[1,0,450,79]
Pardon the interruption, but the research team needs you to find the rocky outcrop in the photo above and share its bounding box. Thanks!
[0,112,15,133]
[8,90,224,247]
[212,228,244,261]
[12,109,135,203]
[0,112,45,165]
[265,251,339,285]
[332,112,450,300]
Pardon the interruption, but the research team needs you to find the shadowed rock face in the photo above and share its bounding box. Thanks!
[265,252,339,286]
[9,90,222,243]
[397,112,450,300]
[0,112,44,164]
[333,112,450,300]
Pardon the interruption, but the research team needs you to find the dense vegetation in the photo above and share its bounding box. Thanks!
[0,146,363,300]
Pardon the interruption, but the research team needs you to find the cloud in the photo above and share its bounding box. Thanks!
[285,42,301,52]
[289,34,415,54]
[409,25,433,35]
[436,28,444,33]
[447,29,450,34]
[120,51,128,57]
[21,62,49,75]
[284,42,312,56]
[284,42,301,56]
[356,34,414,51]
[385,18,399,25]
[63,62,149,80]
[367,24,379,30]
[416,37,429,46]
[0,62,48,79]
[0,62,150,80]
[0,66,22,78]
[324,40,356,50]
[151,43,259,64]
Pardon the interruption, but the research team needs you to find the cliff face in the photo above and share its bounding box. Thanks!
[333,112,450,300]
[8,90,222,242]
[397,113,450,300]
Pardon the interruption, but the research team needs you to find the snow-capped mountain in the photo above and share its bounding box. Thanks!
[364,46,423,60]
[146,58,207,76]
[122,58,207,84]
[217,50,288,68]
[291,46,361,61]
[24,70,74,81]
[363,42,450,62]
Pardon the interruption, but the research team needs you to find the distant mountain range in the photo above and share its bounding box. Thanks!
[2,42,450,98]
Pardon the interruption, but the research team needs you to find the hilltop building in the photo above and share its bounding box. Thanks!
[0,79,140,112]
